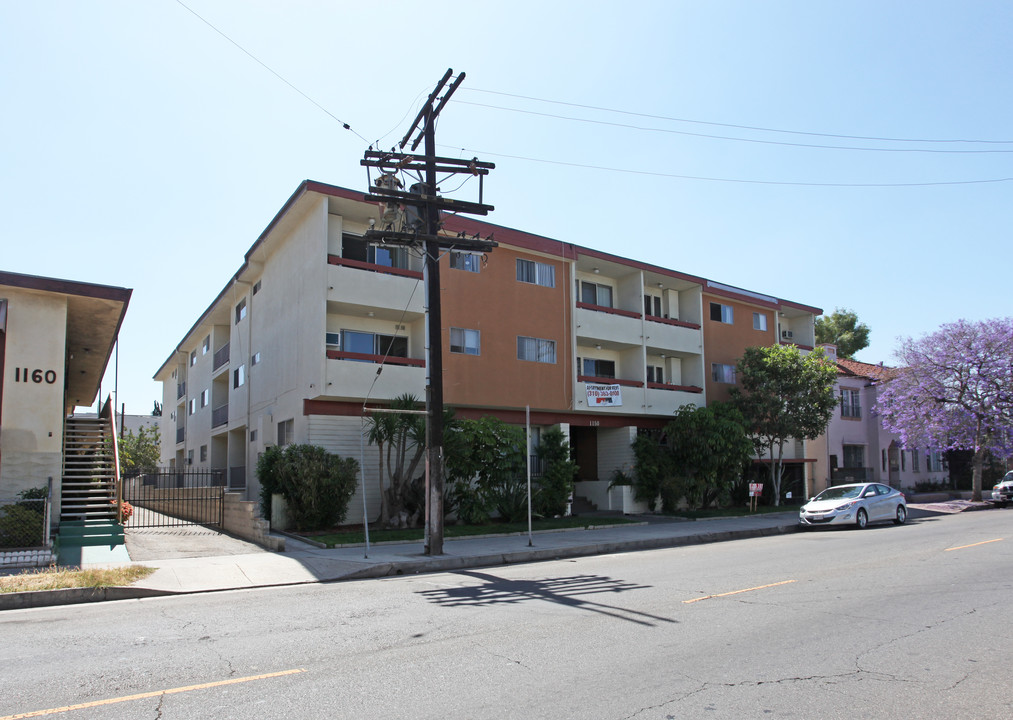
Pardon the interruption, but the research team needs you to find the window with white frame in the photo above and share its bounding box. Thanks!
[841,388,861,418]
[710,302,733,324]
[516,258,555,287]
[235,298,247,324]
[450,327,480,355]
[252,279,261,295]
[233,364,245,388]
[200,445,208,463]
[711,362,736,384]
[277,419,294,447]
[753,312,768,331]
[368,244,409,269]
[188,398,196,415]
[340,330,407,359]
[912,449,921,472]
[581,357,616,378]
[646,365,664,383]
[200,389,209,408]
[517,336,556,363]
[449,251,481,273]
[580,281,613,308]
[189,349,197,367]
[251,351,261,366]
[202,335,210,354]
[644,295,662,317]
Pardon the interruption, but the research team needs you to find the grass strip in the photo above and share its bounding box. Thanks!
[0,565,155,594]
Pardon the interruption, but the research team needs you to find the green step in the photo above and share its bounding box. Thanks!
[57,520,124,547]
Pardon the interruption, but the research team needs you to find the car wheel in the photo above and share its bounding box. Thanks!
[856,508,868,529]
[894,505,907,525]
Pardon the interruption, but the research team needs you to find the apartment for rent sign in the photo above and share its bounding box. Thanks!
[586,383,623,407]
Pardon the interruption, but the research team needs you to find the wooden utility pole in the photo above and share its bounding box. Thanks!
[361,69,495,554]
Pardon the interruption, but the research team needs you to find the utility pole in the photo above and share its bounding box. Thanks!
[361,69,495,554]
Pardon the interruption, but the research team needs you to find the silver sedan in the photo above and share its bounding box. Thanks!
[799,483,907,529]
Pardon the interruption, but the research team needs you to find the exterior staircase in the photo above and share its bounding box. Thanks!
[59,416,123,557]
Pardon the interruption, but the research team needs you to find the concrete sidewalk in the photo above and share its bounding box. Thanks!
[2,513,802,610]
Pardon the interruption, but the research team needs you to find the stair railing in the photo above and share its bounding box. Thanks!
[99,396,123,523]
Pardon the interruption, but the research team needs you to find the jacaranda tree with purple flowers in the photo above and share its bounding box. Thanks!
[876,318,1013,501]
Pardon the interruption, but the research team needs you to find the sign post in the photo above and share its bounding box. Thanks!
[749,483,763,512]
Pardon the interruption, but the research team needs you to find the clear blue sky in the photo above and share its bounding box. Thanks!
[3,1,1011,414]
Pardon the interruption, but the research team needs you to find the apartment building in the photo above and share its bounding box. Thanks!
[820,350,947,492]
[154,181,821,521]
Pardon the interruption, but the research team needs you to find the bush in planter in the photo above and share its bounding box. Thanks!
[256,444,358,531]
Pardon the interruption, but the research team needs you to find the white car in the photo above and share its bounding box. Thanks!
[991,471,1013,507]
[799,483,907,529]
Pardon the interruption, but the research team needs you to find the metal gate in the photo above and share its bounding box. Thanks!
[121,468,225,530]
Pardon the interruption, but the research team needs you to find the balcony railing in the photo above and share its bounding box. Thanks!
[213,342,230,371]
[229,466,246,490]
[326,349,425,367]
[212,404,229,428]
[327,254,423,280]
[176,427,184,444]
[831,467,873,483]
[645,315,701,330]
[176,382,186,400]
[576,302,641,319]
[647,382,703,393]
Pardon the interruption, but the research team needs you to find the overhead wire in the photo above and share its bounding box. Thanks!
[461,87,1013,146]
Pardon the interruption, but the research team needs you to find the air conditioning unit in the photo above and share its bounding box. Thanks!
[781,330,794,340]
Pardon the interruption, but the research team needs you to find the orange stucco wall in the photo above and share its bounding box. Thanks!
[702,292,776,403]
[441,246,572,412]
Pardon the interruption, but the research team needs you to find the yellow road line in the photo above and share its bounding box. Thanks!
[0,668,307,720]
[683,579,796,604]
[944,538,1003,552]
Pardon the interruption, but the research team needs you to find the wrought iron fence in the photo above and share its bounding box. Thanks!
[121,468,225,529]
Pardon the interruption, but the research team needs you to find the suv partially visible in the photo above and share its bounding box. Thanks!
[991,471,1013,507]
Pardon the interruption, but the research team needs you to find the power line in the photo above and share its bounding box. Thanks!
[462,87,1013,146]
[174,0,368,143]
[443,145,1013,188]
[453,100,1013,154]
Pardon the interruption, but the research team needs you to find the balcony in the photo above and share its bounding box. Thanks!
[325,350,425,400]
[176,382,186,400]
[212,404,229,428]
[326,256,426,320]
[213,342,230,371]
[645,383,706,415]
[176,427,184,444]
[575,304,643,347]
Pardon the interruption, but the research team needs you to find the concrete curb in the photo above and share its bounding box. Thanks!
[0,521,799,611]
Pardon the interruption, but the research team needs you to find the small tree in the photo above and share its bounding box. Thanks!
[535,426,578,517]
[365,394,427,528]
[730,345,838,505]
[876,318,1013,502]
[119,425,161,477]
[815,308,871,360]
[256,444,358,531]
[631,431,676,511]
[664,403,753,509]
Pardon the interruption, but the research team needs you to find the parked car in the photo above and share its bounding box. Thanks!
[799,483,907,529]
[991,471,1013,507]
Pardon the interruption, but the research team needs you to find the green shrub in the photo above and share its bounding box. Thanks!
[535,426,577,518]
[256,444,358,531]
[0,487,48,548]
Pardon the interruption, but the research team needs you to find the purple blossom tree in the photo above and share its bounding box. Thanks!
[876,318,1013,501]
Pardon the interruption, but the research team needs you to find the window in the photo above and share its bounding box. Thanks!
[187,449,194,465]
[368,244,409,269]
[517,336,556,363]
[644,295,662,317]
[901,451,906,472]
[200,445,207,463]
[189,350,197,367]
[202,335,211,354]
[251,352,261,366]
[516,259,555,287]
[188,398,196,415]
[250,429,257,443]
[580,281,613,308]
[235,298,247,324]
[252,279,261,295]
[912,449,921,473]
[711,363,736,384]
[581,358,616,378]
[882,449,887,472]
[233,364,245,388]
[449,251,481,273]
[753,312,768,331]
[647,365,664,383]
[450,328,480,355]
[841,388,861,418]
[277,419,294,447]
[842,444,865,468]
[710,302,733,324]
[341,330,408,359]
[200,389,209,408]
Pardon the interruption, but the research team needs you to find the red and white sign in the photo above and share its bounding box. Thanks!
[586,383,623,407]
[749,483,763,497]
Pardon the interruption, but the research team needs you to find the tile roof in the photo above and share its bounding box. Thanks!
[837,358,899,382]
